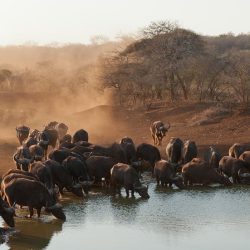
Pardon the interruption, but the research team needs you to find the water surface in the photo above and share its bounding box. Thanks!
[1,180,250,250]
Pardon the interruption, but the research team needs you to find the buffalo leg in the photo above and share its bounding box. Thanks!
[37,208,41,218]
[131,189,135,198]
[125,189,129,198]
[26,207,34,218]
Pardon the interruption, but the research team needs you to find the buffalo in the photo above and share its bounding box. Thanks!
[55,123,68,143]
[72,129,89,143]
[45,160,83,197]
[38,129,58,159]
[62,156,93,194]
[16,125,30,145]
[182,158,231,186]
[219,156,250,184]
[110,163,150,199]
[166,137,184,167]
[86,156,117,185]
[119,136,135,146]
[150,121,170,146]
[136,143,161,172]
[229,143,250,159]
[204,146,221,168]
[182,140,197,164]
[89,143,127,163]
[23,129,39,148]
[29,144,44,162]
[154,160,184,188]
[0,196,15,227]
[2,178,66,220]
[29,162,55,197]
[13,146,34,171]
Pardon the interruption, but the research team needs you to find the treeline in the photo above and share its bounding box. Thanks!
[99,21,250,108]
[0,21,250,109]
[0,37,133,96]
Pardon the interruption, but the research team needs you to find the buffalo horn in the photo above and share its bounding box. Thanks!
[73,183,82,189]
[47,203,62,210]
[13,154,22,164]
[83,152,92,158]
[238,171,250,178]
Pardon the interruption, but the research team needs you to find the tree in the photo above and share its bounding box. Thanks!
[121,21,205,101]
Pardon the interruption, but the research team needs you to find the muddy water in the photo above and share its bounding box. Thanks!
[1,181,250,250]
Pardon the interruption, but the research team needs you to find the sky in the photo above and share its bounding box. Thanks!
[0,0,249,45]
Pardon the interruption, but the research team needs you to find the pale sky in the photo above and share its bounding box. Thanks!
[0,0,249,45]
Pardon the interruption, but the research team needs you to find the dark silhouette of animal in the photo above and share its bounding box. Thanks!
[166,138,183,168]
[182,158,232,186]
[219,156,250,184]
[150,121,170,145]
[2,169,38,180]
[136,143,161,171]
[16,125,30,145]
[23,129,39,148]
[89,143,127,163]
[55,123,68,143]
[49,149,72,164]
[154,160,184,188]
[204,146,221,168]
[29,162,55,197]
[13,146,34,171]
[0,196,15,227]
[62,156,92,194]
[119,136,135,146]
[120,142,137,164]
[72,129,88,143]
[110,163,150,199]
[182,140,197,164]
[239,151,250,164]
[38,129,58,159]
[86,156,117,185]
[2,178,65,220]
[29,144,44,162]
[44,160,83,197]
[229,143,250,159]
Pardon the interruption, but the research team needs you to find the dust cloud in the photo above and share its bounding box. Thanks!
[0,41,133,144]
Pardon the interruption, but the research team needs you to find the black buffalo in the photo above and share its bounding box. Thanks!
[72,129,89,143]
[16,125,30,145]
[13,146,34,171]
[45,160,83,197]
[2,177,65,220]
[166,138,184,167]
[154,160,184,188]
[182,140,197,164]
[86,156,117,185]
[110,163,150,199]
[136,143,161,171]
[182,158,232,186]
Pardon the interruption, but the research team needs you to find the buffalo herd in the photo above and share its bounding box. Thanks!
[0,120,250,232]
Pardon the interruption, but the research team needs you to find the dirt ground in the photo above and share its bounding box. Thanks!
[1,101,250,176]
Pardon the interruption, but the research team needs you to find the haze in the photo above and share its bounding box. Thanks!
[0,0,249,45]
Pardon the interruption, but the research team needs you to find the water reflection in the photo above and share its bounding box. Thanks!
[1,183,250,250]
[110,196,145,224]
[6,218,63,250]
